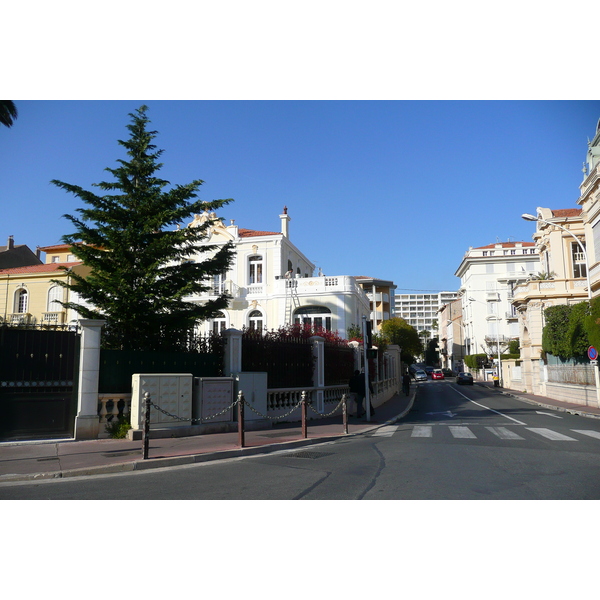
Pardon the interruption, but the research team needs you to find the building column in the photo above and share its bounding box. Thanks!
[310,336,325,413]
[74,319,105,440]
[223,328,243,376]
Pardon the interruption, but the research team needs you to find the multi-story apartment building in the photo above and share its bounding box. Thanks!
[512,208,588,397]
[394,291,458,341]
[186,208,371,337]
[455,242,540,358]
[355,276,396,332]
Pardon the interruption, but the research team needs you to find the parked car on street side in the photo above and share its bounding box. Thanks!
[414,369,427,382]
[425,366,434,376]
[432,369,444,380]
[442,368,454,378]
[456,372,474,385]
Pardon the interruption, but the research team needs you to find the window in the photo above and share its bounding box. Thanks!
[294,305,332,331]
[248,310,263,331]
[212,272,227,295]
[572,242,587,278]
[211,312,227,334]
[47,285,62,311]
[249,255,263,284]
[15,288,28,313]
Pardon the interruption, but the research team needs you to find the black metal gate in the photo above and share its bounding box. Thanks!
[0,325,80,441]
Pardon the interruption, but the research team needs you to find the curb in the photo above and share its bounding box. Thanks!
[0,392,417,484]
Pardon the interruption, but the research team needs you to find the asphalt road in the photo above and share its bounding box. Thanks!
[3,379,600,499]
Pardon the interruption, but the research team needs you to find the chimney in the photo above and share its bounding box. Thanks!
[280,206,290,238]
[7,235,14,250]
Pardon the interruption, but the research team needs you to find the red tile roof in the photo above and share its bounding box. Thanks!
[0,262,81,275]
[238,228,280,238]
[551,208,582,218]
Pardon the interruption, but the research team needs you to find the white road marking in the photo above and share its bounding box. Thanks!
[536,411,562,419]
[372,425,399,437]
[571,429,600,440]
[411,425,433,438]
[526,428,577,441]
[486,426,525,440]
[449,426,477,439]
[450,387,526,425]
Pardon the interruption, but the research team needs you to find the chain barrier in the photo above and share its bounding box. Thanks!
[307,395,346,417]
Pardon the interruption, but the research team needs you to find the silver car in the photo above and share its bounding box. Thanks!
[414,369,427,382]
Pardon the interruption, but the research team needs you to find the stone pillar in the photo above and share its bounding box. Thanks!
[310,336,325,413]
[223,328,243,376]
[387,344,401,393]
[75,319,105,440]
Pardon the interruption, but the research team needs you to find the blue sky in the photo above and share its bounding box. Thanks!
[2,100,599,294]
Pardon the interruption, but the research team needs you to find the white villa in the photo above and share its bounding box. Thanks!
[186,208,371,337]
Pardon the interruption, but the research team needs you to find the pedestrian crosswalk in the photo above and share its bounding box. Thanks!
[368,424,600,444]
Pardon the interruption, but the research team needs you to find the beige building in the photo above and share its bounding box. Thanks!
[0,244,89,326]
[355,276,396,332]
[512,208,589,397]
[438,298,464,373]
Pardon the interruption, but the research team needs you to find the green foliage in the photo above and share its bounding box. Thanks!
[0,100,18,128]
[542,302,590,360]
[508,339,520,355]
[425,337,439,366]
[51,106,234,351]
[584,297,600,351]
[105,415,131,439]
[465,354,487,370]
[380,317,423,363]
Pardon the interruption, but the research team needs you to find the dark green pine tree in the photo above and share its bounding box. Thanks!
[51,105,234,351]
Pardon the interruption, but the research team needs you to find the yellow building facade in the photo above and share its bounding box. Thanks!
[0,244,89,326]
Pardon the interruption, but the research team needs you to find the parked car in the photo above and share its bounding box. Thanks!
[456,372,474,385]
[425,366,434,376]
[432,369,444,380]
[441,368,454,377]
[414,369,427,382]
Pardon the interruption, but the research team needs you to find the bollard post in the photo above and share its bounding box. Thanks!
[142,392,151,460]
[237,390,245,448]
[342,393,348,435]
[301,391,308,439]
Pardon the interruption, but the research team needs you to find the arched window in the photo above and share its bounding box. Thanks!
[248,310,263,331]
[248,255,263,284]
[294,305,332,331]
[211,311,227,334]
[47,285,63,312]
[15,288,28,313]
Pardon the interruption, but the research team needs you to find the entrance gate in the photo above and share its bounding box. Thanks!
[0,325,80,441]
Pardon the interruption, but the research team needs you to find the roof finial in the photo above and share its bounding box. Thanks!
[283,206,288,214]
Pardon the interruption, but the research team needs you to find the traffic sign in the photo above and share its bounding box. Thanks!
[588,346,598,361]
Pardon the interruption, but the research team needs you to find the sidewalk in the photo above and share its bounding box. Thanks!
[0,389,416,483]
[478,381,600,419]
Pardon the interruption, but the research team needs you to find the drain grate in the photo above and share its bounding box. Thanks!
[37,457,59,462]
[284,451,333,460]
[101,451,140,458]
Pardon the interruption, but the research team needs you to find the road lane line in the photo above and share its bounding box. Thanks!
[450,387,526,425]
[486,426,524,440]
[412,425,433,438]
[526,428,577,441]
[449,426,477,439]
[571,430,600,440]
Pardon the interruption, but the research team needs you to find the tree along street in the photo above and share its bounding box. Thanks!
[3,379,600,499]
